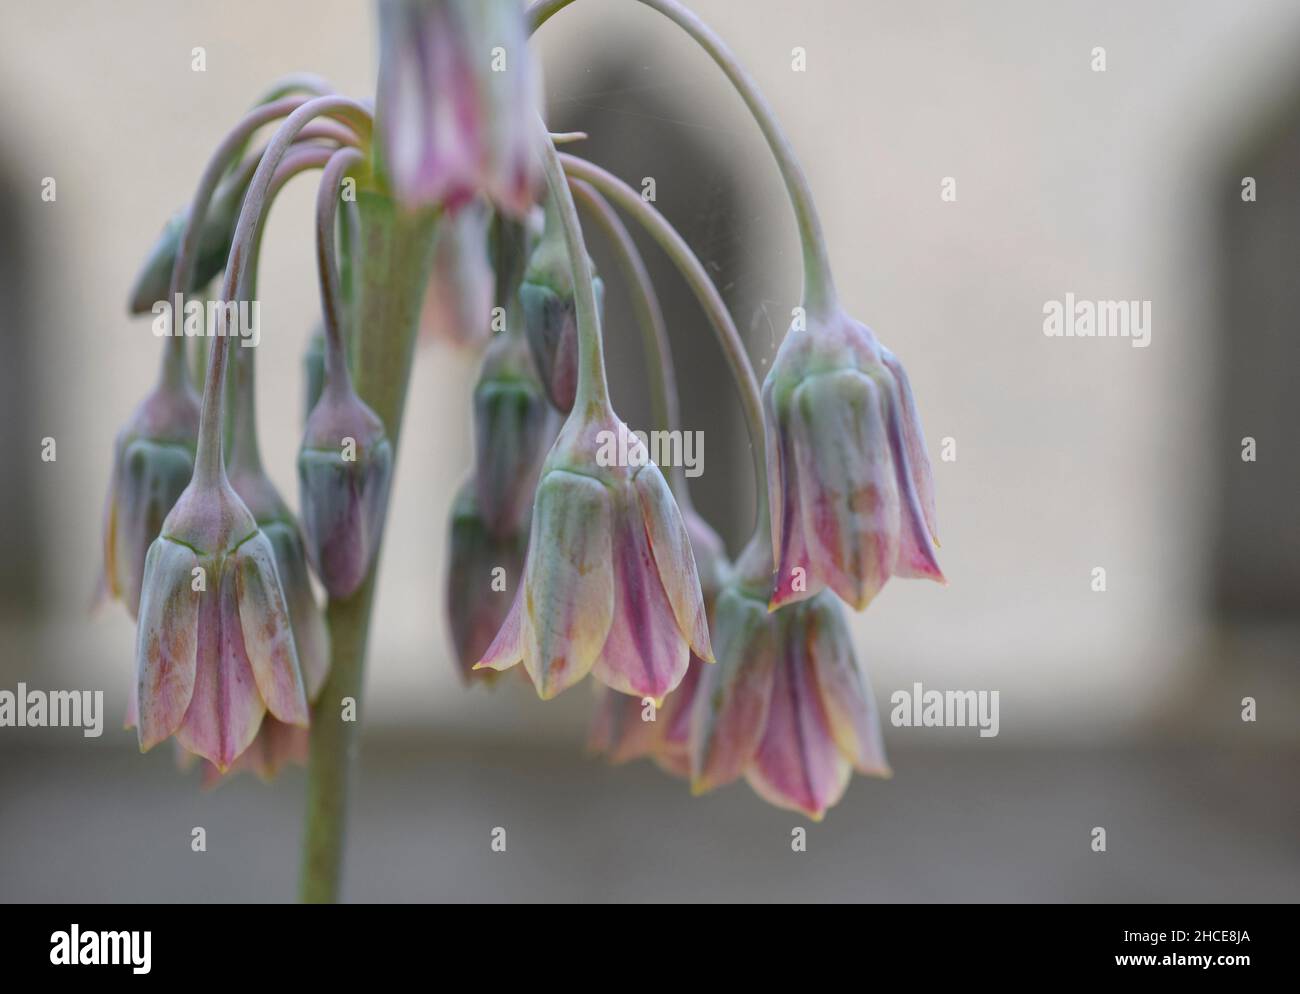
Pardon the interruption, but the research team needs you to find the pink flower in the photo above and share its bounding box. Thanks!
[763,309,943,611]
[477,416,713,700]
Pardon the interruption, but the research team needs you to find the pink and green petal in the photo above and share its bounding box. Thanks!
[134,537,201,751]
[234,532,308,727]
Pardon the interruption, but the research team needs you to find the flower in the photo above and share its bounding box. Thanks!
[589,503,729,774]
[100,385,200,618]
[476,416,713,700]
[376,0,541,215]
[519,201,605,414]
[298,384,394,599]
[134,479,309,771]
[419,202,494,349]
[472,324,557,535]
[445,480,527,683]
[763,310,943,611]
[690,570,890,820]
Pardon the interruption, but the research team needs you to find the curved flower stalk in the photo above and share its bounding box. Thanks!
[377,0,541,216]
[475,127,713,701]
[298,147,395,599]
[134,97,373,771]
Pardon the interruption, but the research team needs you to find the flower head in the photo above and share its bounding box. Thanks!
[134,478,309,771]
[691,564,890,820]
[476,415,713,700]
[298,384,394,599]
[445,479,527,683]
[101,385,200,617]
[472,325,558,536]
[376,0,541,215]
[763,310,943,611]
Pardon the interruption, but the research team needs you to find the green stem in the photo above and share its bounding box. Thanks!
[299,192,438,904]
[528,0,838,319]
[315,147,366,395]
[561,154,770,566]
[535,122,611,417]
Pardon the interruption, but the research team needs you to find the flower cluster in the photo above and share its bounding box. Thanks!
[106,0,943,838]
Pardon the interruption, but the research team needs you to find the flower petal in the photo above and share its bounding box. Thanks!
[134,537,200,751]
[234,532,308,726]
[633,466,713,663]
[520,470,614,698]
[805,596,891,776]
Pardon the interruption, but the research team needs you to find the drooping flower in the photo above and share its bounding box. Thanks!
[376,0,541,215]
[100,384,200,618]
[690,542,890,820]
[134,478,309,771]
[477,416,713,701]
[445,480,527,683]
[519,197,605,414]
[420,202,495,349]
[298,381,394,599]
[763,310,943,611]
[589,503,729,775]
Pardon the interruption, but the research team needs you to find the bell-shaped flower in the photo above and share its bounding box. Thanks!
[298,383,394,599]
[420,202,495,349]
[376,0,541,216]
[763,310,943,611]
[134,479,309,771]
[472,325,558,536]
[476,415,713,700]
[519,201,605,414]
[100,384,200,618]
[589,504,729,775]
[445,480,527,683]
[691,552,889,820]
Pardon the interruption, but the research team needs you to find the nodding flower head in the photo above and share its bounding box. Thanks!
[763,310,943,612]
[519,200,605,414]
[476,413,713,701]
[446,480,528,684]
[472,322,558,536]
[297,384,394,599]
[376,0,541,215]
[134,477,309,772]
[420,202,494,350]
[690,565,890,820]
[589,506,729,775]
[101,384,200,618]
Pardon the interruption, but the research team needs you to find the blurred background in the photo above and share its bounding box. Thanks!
[0,0,1296,901]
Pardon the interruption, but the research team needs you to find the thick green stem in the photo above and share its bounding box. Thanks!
[299,192,438,904]
[528,0,838,319]
[535,122,611,417]
[562,155,770,566]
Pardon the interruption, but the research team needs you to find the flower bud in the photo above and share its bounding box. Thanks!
[477,414,713,701]
[445,480,527,683]
[127,183,241,315]
[298,387,394,599]
[376,0,541,215]
[101,386,200,617]
[420,202,494,349]
[519,227,604,414]
[472,327,557,535]
[763,310,944,611]
[135,479,309,771]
